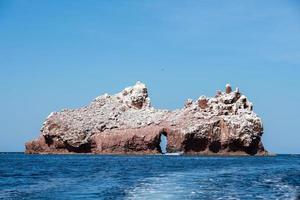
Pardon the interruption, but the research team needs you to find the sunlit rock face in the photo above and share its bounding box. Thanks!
[25,82,267,155]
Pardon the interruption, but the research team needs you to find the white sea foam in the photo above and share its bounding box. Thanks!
[124,169,299,200]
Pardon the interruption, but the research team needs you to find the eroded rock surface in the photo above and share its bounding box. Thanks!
[25,81,267,155]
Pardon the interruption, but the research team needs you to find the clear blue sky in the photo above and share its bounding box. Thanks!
[0,0,299,153]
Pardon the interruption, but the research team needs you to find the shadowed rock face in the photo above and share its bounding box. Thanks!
[25,82,267,155]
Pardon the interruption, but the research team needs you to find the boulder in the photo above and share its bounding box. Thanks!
[226,84,232,94]
[198,96,208,109]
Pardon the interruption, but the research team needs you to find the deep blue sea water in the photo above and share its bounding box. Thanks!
[0,153,299,200]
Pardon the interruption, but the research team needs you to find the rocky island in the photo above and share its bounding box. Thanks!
[25,82,267,155]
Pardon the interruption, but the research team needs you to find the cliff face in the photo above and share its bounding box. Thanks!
[25,82,267,155]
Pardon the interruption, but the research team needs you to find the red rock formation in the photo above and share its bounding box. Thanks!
[25,82,267,155]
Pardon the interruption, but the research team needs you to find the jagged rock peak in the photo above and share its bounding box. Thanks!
[119,81,151,109]
[91,81,151,110]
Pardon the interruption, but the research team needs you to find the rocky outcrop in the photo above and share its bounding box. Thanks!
[25,81,267,155]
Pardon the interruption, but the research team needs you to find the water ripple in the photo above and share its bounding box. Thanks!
[0,154,299,200]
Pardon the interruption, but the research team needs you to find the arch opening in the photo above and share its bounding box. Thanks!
[159,132,168,154]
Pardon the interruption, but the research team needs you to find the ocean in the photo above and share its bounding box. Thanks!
[0,153,299,200]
